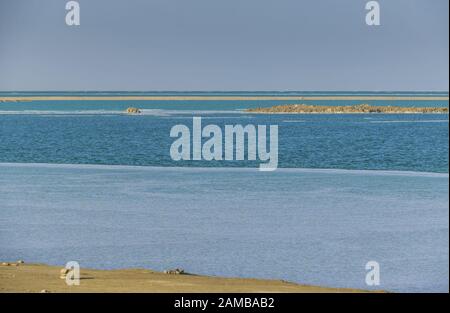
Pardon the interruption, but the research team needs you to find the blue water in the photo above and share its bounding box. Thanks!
[0,92,448,292]
[0,164,448,292]
[0,109,448,172]
[1,90,449,97]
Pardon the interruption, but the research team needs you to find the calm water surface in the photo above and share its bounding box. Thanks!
[0,94,448,292]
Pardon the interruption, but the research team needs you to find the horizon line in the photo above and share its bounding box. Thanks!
[0,90,449,93]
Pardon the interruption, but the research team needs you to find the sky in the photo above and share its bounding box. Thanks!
[0,0,448,91]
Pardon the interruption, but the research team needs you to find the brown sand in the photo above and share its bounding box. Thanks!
[246,103,449,114]
[0,263,375,293]
[0,96,448,102]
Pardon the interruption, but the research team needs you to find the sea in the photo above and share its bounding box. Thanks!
[0,91,448,292]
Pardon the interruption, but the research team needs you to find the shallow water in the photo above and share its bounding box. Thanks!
[0,163,448,292]
[0,95,448,292]
[0,112,448,172]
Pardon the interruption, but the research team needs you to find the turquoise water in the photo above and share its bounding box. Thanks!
[1,99,449,112]
[0,107,448,172]
[0,92,448,292]
[1,91,449,96]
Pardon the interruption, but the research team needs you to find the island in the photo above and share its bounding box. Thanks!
[245,104,449,114]
[125,107,142,114]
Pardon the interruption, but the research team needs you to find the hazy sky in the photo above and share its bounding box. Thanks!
[0,0,448,91]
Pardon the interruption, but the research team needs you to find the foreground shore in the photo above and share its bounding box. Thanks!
[0,263,375,293]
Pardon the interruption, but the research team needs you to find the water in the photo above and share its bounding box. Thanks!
[0,164,448,292]
[0,92,448,292]
[0,111,448,172]
[1,90,449,97]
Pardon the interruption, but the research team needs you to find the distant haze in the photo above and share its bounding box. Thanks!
[0,0,448,91]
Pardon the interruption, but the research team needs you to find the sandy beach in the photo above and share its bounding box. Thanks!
[0,96,448,102]
[0,263,376,293]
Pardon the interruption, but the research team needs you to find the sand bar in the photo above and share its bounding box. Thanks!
[246,103,449,114]
[0,96,448,102]
[0,263,376,293]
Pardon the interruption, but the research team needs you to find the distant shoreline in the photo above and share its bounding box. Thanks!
[0,262,378,293]
[0,95,449,102]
